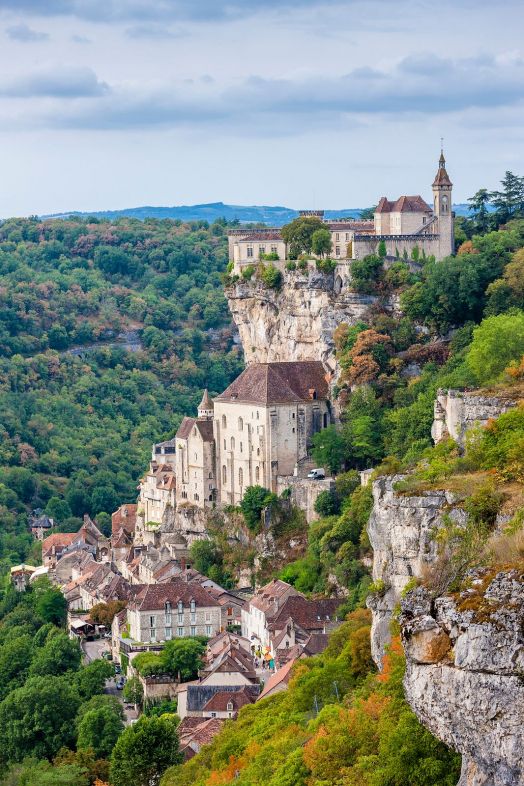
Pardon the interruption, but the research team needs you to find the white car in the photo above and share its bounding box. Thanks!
[307,468,326,479]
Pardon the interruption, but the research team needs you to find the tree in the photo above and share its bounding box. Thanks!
[77,706,124,759]
[490,171,524,224]
[44,496,72,523]
[468,188,491,233]
[377,239,387,259]
[466,311,524,384]
[0,758,89,786]
[240,485,274,530]
[76,694,124,724]
[311,228,332,258]
[109,715,182,786]
[75,659,114,700]
[29,632,81,677]
[0,634,32,701]
[314,490,341,517]
[0,675,80,763]
[32,580,67,627]
[311,426,346,475]
[89,601,127,629]
[162,638,206,681]
[281,216,325,258]
[189,540,220,576]
[122,677,143,706]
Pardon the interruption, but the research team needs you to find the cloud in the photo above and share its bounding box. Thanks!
[71,34,91,43]
[0,0,338,22]
[5,22,49,41]
[0,66,109,98]
[125,24,186,39]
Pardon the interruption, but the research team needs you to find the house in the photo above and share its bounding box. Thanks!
[213,361,332,504]
[79,563,119,609]
[29,512,54,541]
[257,658,296,700]
[178,717,224,760]
[42,516,109,569]
[42,532,79,568]
[178,683,259,719]
[10,564,36,591]
[199,645,257,686]
[241,579,301,643]
[126,580,222,645]
[201,687,256,719]
[175,390,216,508]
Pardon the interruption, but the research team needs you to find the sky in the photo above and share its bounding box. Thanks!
[0,0,523,216]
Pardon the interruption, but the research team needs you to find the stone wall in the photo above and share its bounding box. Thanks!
[400,573,524,786]
[276,475,335,522]
[431,388,517,448]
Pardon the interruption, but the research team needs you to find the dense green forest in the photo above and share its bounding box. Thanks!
[0,216,242,572]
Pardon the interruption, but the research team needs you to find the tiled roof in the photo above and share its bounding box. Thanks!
[179,717,224,749]
[233,230,282,241]
[202,688,256,712]
[215,361,329,405]
[130,579,221,611]
[176,417,196,440]
[187,683,259,711]
[42,532,77,554]
[176,417,214,442]
[326,220,374,231]
[376,195,431,214]
[250,579,301,614]
[198,389,214,410]
[433,156,453,187]
[111,504,137,536]
[269,596,342,631]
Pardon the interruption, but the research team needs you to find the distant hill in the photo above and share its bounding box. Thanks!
[41,200,474,224]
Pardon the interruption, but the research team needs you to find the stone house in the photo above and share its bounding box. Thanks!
[178,683,260,719]
[213,361,332,505]
[241,579,301,644]
[10,564,36,591]
[175,391,216,508]
[126,580,222,644]
[178,717,224,760]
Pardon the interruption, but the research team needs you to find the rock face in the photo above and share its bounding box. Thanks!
[431,388,517,447]
[225,270,382,373]
[366,475,465,666]
[400,572,524,786]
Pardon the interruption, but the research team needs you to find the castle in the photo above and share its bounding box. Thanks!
[229,151,454,270]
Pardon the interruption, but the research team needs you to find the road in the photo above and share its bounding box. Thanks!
[80,637,138,724]
[106,677,139,725]
[82,637,110,663]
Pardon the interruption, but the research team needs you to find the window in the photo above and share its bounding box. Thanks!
[205,611,211,622]
[222,465,227,484]
[194,452,197,460]
[335,246,340,256]
[227,607,233,617]
[206,625,212,636]
[230,436,235,450]
[257,447,260,456]
[194,493,199,501]
[149,616,156,627]
[292,412,295,419]
[255,465,260,482]
[227,701,234,711]
[165,627,172,640]
[256,411,259,420]
[150,628,157,641]
[238,417,243,431]
[345,233,349,241]
[247,246,253,258]
[224,439,226,450]
[190,626,196,636]
[239,467,243,487]
[335,232,339,240]
[178,613,184,624]
[178,626,184,637]
[211,711,217,718]
[259,245,265,255]
[190,599,196,613]
[271,245,278,254]
[178,600,183,614]
[240,442,243,453]
[222,415,227,428]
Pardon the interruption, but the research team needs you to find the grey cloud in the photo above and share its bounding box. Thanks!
[15,51,524,133]
[5,22,49,41]
[71,34,91,43]
[0,66,109,98]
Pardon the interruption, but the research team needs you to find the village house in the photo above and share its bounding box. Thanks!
[177,683,260,719]
[241,579,301,643]
[177,717,224,760]
[175,390,216,508]
[29,511,54,541]
[126,580,222,645]
[10,564,36,591]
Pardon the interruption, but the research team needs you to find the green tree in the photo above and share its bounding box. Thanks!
[0,634,33,700]
[77,706,124,759]
[281,216,325,258]
[377,239,387,259]
[189,539,220,576]
[314,490,341,517]
[75,658,114,700]
[29,632,81,677]
[466,311,524,384]
[0,675,80,764]
[123,676,144,705]
[311,228,332,258]
[468,188,491,233]
[34,584,67,627]
[162,638,206,681]
[0,758,89,786]
[109,715,182,786]
[240,485,275,530]
[311,426,346,474]
[490,171,524,224]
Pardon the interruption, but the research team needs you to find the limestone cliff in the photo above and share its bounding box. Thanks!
[431,388,517,447]
[225,268,383,372]
[366,475,465,666]
[400,573,524,786]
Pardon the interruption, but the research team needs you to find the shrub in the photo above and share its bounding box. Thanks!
[285,261,297,271]
[314,490,341,517]
[466,311,524,384]
[241,265,256,280]
[259,263,282,290]
[350,254,383,293]
[315,257,337,273]
[261,252,280,261]
[297,259,308,270]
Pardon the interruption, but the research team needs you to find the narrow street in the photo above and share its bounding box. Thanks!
[80,638,138,725]
[82,637,109,663]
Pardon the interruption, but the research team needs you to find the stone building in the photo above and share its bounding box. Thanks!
[213,361,332,505]
[229,151,454,271]
[175,390,217,508]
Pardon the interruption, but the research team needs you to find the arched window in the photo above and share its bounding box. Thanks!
[255,465,260,482]
[238,417,243,431]
[190,599,196,613]
[239,467,243,487]
[442,195,448,214]
[230,437,235,450]
[222,465,227,484]
[222,415,227,428]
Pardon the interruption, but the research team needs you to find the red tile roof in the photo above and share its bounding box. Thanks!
[42,532,77,554]
[215,362,329,405]
[129,579,221,611]
[111,504,138,536]
[202,688,256,713]
[375,195,431,214]
[176,417,214,442]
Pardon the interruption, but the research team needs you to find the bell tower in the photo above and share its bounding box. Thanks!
[432,146,454,259]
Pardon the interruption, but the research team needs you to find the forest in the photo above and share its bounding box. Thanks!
[0,215,242,573]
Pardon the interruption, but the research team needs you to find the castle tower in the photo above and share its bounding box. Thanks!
[432,148,454,259]
[197,389,214,420]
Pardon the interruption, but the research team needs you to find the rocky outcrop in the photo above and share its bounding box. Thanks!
[366,475,465,666]
[400,571,524,786]
[225,269,385,373]
[431,388,517,447]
